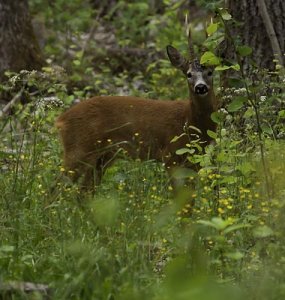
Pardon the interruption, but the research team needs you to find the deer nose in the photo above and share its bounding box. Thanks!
[195,84,208,95]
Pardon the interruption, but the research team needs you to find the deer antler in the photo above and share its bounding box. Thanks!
[185,14,195,60]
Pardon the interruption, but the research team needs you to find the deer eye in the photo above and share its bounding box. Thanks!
[187,72,192,79]
[207,71,213,76]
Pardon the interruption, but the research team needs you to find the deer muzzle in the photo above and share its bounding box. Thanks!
[194,83,208,95]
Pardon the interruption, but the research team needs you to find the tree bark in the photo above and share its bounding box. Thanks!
[225,0,285,70]
[0,0,44,79]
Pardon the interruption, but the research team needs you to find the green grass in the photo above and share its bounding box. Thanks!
[1,0,285,297]
[1,103,285,299]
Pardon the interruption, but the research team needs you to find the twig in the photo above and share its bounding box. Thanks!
[256,0,284,66]
[0,88,24,118]
[81,7,103,60]
[0,281,51,299]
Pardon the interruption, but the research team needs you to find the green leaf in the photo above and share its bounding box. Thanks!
[73,59,81,66]
[227,96,246,112]
[231,63,241,71]
[197,220,217,228]
[134,2,149,10]
[211,217,232,230]
[0,245,15,253]
[224,223,251,234]
[261,124,273,135]
[220,175,237,184]
[171,133,186,143]
[207,130,217,139]
[211,111,224,124]
[75,50,84,59]
[278,110,285,118]
[219,9,232,20]
[253,225,274,238]
[200,51,220,66]
[237,46,252,57]
[188,125,202,134]
[215,65,232,71]
[237,162,255,176]
[244,107,255,118]
[198,217,231,231]
[176,148,195,155]
[206,23,218,35]
[225,251,244,260]
[216,64,240,71]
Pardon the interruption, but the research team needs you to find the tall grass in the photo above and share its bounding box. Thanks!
[1,71,285,299]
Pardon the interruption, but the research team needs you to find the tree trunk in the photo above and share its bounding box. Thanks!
[225,0,285,70]
[0,0,44,79]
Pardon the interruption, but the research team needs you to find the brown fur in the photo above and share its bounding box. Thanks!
[56,46,218,190]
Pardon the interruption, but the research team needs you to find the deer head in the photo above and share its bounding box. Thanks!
[166,32,215,110]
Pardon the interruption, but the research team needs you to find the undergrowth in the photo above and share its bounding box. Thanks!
[1,1,285,299]
[1,63,285,300]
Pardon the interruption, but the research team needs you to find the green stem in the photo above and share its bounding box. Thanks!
[217,9,271,198]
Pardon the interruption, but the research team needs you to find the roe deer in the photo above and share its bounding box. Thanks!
[56,34,218,191]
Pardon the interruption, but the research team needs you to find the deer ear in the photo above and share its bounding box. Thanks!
[166,45,188,73]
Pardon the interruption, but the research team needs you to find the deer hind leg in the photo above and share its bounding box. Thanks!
[62,152,84,183]
[94,152,117,184]
[70,154,115,192]
[77,153,116,194]
[61,148,117,193]
[60,151,95,192]
[80,157,106,189]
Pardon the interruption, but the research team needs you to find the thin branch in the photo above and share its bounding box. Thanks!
[257,0,284,66]
[0,88,24,119]
[0,281,51,297]
[81,7,103,60]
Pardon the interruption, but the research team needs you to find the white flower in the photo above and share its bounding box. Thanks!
[233,87,247,95]
[219,108,228,114]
